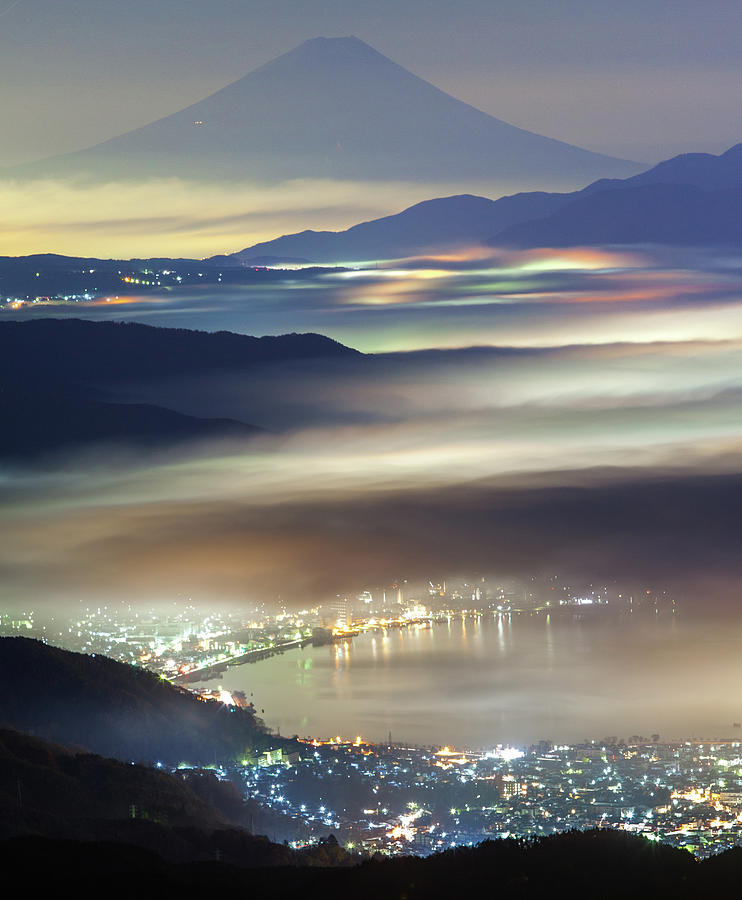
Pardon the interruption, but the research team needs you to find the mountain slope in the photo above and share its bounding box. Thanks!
[8,36,638,185]
[0,728,227,834]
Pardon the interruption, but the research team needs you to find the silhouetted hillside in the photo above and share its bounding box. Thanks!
[0,728,225,834]
[6,827,742,896]
[0,638,286,764]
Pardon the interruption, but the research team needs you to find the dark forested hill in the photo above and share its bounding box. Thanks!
[0,318,357,383]
[0,638,285,764]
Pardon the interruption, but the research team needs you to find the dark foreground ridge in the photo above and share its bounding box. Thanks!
[5,826,742,896]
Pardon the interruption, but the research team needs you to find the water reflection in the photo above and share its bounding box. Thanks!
[203,612,742,746]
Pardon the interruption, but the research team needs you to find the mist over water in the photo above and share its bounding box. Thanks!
[201,611,742,747]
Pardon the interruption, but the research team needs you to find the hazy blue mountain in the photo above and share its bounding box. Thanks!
[492,185,742,248]
[225,143,742,262]
[487,143,742,247]
[226,193,571,264]
[585,142,742,193]
[8,37,638,185]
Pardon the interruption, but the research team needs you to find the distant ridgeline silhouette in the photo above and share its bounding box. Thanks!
[0,319,357,458]
[0,318,356,382]
[225,143,742,263]
[5,36,638,185]
[0,638,289,763]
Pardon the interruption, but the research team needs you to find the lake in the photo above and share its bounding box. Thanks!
[200,611,742,748]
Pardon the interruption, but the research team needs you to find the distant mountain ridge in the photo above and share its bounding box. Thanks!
[490,144,742,247]
[226,142,742,262]
[224,193,571,264]
[6,36,638,186]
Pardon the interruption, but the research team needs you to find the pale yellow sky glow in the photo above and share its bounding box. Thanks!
[0,175,542,258]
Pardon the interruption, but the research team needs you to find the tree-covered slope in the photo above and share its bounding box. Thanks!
[0,638,284,764]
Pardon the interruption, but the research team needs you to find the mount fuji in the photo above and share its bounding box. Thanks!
[11,36,640,186]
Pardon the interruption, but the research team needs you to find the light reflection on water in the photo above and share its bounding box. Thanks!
[201,612,742,747]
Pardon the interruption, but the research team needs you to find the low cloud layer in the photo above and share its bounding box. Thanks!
[4,246,742,609]
[8,245,742,354]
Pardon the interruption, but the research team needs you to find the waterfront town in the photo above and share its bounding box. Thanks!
[3,575,727,859]
[0,574,672,682]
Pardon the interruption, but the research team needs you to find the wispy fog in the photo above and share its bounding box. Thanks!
[4,246,742,608]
